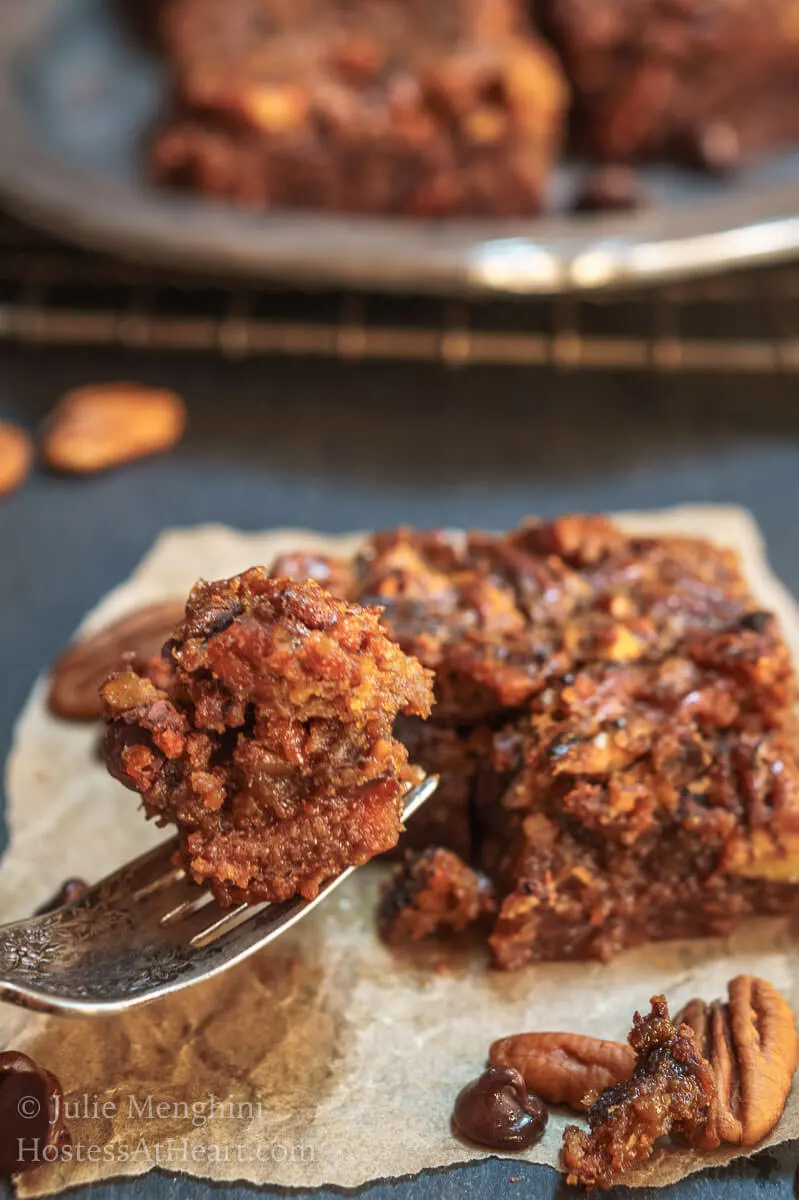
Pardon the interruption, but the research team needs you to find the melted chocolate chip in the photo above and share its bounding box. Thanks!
[572,167,647,214]
[34,879,89,916]
[452,1066,548,1151]
[740,610,771,634]
[0,1052,70,1176]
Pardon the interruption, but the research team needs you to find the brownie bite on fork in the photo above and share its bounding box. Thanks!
[102,570,434,905]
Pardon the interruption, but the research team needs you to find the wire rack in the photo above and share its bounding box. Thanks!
[2,214,799,371]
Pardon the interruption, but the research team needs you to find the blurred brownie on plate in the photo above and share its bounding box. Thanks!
[151,0,567,215]
[537,0,799,170]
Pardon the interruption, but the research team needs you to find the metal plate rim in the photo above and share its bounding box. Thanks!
[2,0,799,296]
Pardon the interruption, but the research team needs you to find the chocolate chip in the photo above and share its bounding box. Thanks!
[572,167,648,214]
[740,611,771,634]
[34,879,89,916]
[452,1066,548,1151]
[0,1052,70,1176]
[550,735,578,759]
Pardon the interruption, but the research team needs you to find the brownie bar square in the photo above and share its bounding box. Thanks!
[269,516,799,967]
[537,0,799,169]
[151,0,567,215]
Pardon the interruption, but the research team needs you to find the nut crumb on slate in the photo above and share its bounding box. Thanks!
[377,847,495,943]
[0,421,33,497]
[562,995,714,1189]
[102,570,434,905]
[42,383,186,474]
[452,1065,548,1151]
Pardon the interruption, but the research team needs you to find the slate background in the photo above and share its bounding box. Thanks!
[1,346,799,1197]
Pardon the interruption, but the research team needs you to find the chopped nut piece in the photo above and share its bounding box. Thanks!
[572,167,648,213]
[562,996,714,1189]
[378,847,494,943]
[240,84,309,132]
[34,879,90,916]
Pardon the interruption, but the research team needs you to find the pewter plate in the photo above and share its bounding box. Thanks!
[2,0,799,295]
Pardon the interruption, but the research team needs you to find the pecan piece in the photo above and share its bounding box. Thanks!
[489,1032,634,1112]
[42,383,186,473]
[562,995,714,1190]
[678,975,798,1148]
[48,599,184,720]
[0,420,33,496]
[378,848,495,943]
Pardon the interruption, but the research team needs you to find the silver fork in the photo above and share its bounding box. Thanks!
[0,776,438,1017]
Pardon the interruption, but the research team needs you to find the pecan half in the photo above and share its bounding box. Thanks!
[678,975,798,1148]
[0,420,33,496]
[489,1032,635,1112]
[42,383,186,473]
[48,599,184,720]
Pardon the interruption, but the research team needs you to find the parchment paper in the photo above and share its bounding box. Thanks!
[3,506,799,1196]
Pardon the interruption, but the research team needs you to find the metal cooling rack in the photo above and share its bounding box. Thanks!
[1,213,798,371]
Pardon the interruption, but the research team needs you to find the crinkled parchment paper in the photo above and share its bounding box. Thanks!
[3,506,799,1197]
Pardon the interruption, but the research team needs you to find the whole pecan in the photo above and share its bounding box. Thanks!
[489,1032,635,1112]
[42,383,186,474]
[0,421,33,496]
[48,599,184,720]
[678,975,799,1148]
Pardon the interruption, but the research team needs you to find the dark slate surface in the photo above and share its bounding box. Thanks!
[1,345,799,1197]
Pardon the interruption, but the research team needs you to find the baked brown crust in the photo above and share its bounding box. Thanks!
[102,570,434,904]
[151,0,567,216]
[486,639,799,968]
